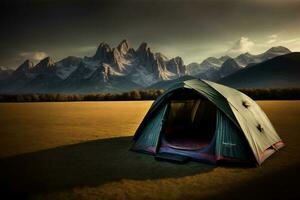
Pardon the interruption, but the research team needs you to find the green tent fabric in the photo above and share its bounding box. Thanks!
[131,79,284,165]
[133,104,168,153]
[215,110,250,161]
[203,80,283,164]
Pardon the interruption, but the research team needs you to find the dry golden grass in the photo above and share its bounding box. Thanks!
[0,101,151,157]
[0,101,299,200]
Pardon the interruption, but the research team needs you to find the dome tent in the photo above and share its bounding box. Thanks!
[131,79,284,165]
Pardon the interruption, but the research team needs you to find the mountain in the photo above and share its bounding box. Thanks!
[2,60,36,92]
[166,56,186,75]
[188,57,223,75]
[61,62,141,93]
[0,67,13,81]
[187,46,291,78]
[85,68,141,93]
[147,75,196,90]
[55,56,82,79]
[219,52,300,88]
[234,52,255,67]
[0,40,187,93]
[219,58,242,78]
[235,46,291,67]
[30,57,56,74]
[219,55,231,62]
[22,73,62,93]
[0,42,295,93]
[10,57,61,93]
[148,47,293,90]
[60,62,94,91]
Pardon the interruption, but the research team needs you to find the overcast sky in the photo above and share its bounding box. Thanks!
[1,0,300,69]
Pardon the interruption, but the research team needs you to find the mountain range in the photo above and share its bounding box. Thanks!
[0,40,297,93]
[219,52,300,88]
[0,40,188,93]
[187,46,291,80]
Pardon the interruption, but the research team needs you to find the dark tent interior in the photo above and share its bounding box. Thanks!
[163,89,217,150]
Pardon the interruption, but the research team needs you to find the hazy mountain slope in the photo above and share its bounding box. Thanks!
[147,75,195,89]
[0,68,13,81]
[187,46,291,78]
[187,57,223,75]
[219,58,242,78]
[219,52,300,88]
[55,56,83,79]
[234,46,291,67]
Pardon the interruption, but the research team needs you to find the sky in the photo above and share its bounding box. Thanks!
[1,0,300,69]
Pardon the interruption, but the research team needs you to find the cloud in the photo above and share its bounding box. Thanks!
[19,51,48,61]
[279,37,300,45]
[225,35,300,58]
[267,34,278,44]
[265,34,300,47]
[263,34,300,52]
[226,37,255,56]
[76,46,97,53]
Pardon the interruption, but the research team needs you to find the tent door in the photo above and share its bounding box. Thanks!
[162,99,217,151]
[215,110,250,161]
[132,104,168,154]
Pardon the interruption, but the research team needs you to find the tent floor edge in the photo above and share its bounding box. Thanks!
[258,141,285,165]
[130,147,156,155]
[155,152,190,164]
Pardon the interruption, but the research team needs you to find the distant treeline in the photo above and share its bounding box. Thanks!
[0,90,164,102]
[239,88,300,100]
[0,88,299,102]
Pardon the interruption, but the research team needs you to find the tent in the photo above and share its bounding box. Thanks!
[131,79,284,165]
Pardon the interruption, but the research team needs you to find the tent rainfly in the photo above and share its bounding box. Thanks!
[131,79,284,165]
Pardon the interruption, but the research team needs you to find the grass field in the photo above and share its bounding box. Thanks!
[0,101,299,200]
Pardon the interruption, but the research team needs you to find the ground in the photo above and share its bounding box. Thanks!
[0,101,299,200]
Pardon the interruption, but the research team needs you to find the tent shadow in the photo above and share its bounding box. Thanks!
[0,136,214,198]
[206,161,300,200]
